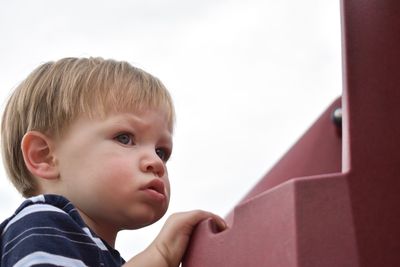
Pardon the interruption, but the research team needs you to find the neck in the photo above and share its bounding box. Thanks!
[76,209,118,248]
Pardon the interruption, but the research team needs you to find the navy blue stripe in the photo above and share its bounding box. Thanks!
[0,194,125,266]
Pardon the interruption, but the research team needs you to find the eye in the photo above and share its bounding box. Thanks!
[114,133,134,145]
[156,148,170,162]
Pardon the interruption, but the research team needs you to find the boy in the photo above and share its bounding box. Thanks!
[0,57,226,266]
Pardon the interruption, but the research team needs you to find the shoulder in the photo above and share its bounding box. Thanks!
[0,194,121,266]
[1,194,83,237]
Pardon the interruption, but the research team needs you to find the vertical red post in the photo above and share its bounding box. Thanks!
[341,0,400,265]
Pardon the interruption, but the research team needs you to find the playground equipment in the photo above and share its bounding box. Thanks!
[183,0,400,266]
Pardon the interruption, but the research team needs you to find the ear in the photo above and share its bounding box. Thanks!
[21,131,59,180]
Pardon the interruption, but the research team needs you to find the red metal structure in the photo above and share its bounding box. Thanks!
[183,0,400,266]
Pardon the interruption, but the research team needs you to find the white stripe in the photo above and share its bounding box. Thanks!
[14,251,87,267]
[2,204,66,235]
[2,233,99,259]
[82,227,108,251]
[62,202,75,210]
[29,194,45,203]
[3,226,92,251]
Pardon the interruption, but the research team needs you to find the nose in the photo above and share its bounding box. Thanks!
[140,149,165,177]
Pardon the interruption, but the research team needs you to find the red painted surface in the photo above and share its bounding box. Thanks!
[341,0,400,265]
[183,0,400,266]
[184,99,358,267]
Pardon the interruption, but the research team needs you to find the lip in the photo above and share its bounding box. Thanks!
[141,179,166,201]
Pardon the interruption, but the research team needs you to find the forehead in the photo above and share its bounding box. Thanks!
[108,109,173,134]
[84,101,174,133]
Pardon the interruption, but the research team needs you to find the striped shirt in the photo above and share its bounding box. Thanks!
[0,194,125,266]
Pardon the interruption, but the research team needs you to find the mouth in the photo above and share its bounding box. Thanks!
[142,179,166,201]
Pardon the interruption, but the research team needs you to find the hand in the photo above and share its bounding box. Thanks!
[124,210,227,267]
[151,210,227,267]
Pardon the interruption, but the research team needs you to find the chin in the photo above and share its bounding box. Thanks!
[125,209,168,230]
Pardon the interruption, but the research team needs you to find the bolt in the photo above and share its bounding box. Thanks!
[332,107,342,128]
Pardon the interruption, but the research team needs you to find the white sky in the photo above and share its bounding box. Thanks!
[0,0,342,259]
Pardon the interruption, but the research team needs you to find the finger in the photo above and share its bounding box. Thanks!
[209,214,228,231]
[176,210,227,231]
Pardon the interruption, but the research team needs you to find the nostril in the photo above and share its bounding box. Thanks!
[146,165,154,171]
[145,163,164,177]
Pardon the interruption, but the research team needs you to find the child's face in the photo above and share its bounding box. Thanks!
[52,108,172,236]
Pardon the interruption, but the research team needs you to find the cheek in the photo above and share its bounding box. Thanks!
[98,158,136,185]
[65,148,136,192]
[163,171,171,198]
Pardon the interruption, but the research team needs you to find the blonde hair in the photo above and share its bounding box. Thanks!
[1,57,175,197]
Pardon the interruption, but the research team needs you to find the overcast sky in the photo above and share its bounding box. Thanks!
[0,0,342,259]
